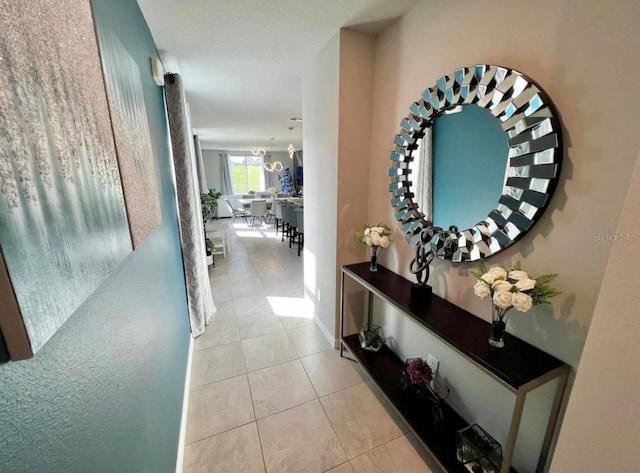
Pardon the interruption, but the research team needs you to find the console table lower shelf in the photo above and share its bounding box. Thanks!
[341,334,517,473]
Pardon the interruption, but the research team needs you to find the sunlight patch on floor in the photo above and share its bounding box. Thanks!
[235,231,265,238]
[267,296,314,319]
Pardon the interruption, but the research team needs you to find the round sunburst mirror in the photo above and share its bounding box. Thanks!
[388,65,563,263]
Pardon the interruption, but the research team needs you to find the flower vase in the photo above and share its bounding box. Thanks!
[489,305,511,348]
[369,245,380,272]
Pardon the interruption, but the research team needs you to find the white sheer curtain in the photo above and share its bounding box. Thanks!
[219,153,233,195]
[193,134,208,193]
[411,128,433,221]
[164,73,215,337]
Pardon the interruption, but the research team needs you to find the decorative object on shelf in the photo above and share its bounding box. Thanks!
[400,357,450,432]
[409,227,436,302]
[356,224,392,272]
[267,186,278,198]
[456,424,503,473]
[472,260,561,348]
[369,245,381,272]
[388,65,563,262]
[358,323,385,352]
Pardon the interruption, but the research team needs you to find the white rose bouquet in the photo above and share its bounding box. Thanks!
[356,224,393,249]
[471,260,560,347]
[356,223,393,271]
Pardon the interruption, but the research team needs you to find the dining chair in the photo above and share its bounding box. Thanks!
[280,203,295,244]
[272,202,285,235]
[224,198,248,223]
[249,199,268,228]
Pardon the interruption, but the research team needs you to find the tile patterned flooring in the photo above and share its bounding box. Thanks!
[183,221,440,473]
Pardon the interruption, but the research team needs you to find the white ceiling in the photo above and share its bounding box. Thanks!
[137,0,419,151]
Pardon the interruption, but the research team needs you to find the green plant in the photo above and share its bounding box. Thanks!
[201,189,222,257]
[205,238,214,255]
[201,188,222,223]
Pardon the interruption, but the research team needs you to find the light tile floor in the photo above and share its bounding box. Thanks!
[183,220,441,473]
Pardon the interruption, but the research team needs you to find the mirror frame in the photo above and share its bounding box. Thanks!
[389,65,563,262]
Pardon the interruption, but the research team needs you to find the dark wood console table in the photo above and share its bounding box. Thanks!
[339,262,569,473]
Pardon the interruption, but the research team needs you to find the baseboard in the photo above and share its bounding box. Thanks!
[175,335,194,473]
[313,315,337,349]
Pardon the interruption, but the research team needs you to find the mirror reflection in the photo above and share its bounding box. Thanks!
[410,105,509,230]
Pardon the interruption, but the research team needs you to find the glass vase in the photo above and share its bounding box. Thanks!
[369,245,380,272]
[488,305,511,348]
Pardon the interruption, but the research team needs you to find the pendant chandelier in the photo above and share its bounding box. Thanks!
[287,127,296,160]
[264,161,283,172]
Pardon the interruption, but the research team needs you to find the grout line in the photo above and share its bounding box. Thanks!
[183,418,257,447]
[317,395,350,463]
[254,420,269,473]
[321,461,353,473]
[244,369,260,430]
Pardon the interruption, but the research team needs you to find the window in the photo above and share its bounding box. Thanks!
[228,155,265,194]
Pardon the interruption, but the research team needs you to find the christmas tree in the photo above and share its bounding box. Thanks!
[278,168,294,195]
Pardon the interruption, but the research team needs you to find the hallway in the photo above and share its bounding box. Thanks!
[182,221,437,473]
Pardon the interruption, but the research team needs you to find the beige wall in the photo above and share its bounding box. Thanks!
[335,30,376,333]
[303,30,376,339]
[551,151,640,471]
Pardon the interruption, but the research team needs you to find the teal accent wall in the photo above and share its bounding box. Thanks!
[432,105,508,230]
[0,1,191,472]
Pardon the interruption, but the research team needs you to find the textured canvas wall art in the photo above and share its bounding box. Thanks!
[0,0,132,359]
[93,17,162,248]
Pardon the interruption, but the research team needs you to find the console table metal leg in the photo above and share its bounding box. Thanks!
[536,367,570,473]
[501,391,526,473]
[366,291,374,326]
[339,270,345,357]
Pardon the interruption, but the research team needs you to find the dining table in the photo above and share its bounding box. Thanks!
[237,197,303,209]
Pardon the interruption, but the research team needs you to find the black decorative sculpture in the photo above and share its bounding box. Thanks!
[409,227,436,302]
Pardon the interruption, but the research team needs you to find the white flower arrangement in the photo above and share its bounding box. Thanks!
[356,224,392,248]
[471,260,560,314]
[267,186,278,196]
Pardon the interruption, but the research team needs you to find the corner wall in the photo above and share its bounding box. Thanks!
[302,30,375,339]
[550,151,640,471]
[302,33,340,334]
[0,1,191,471]
[335,30,376,333]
